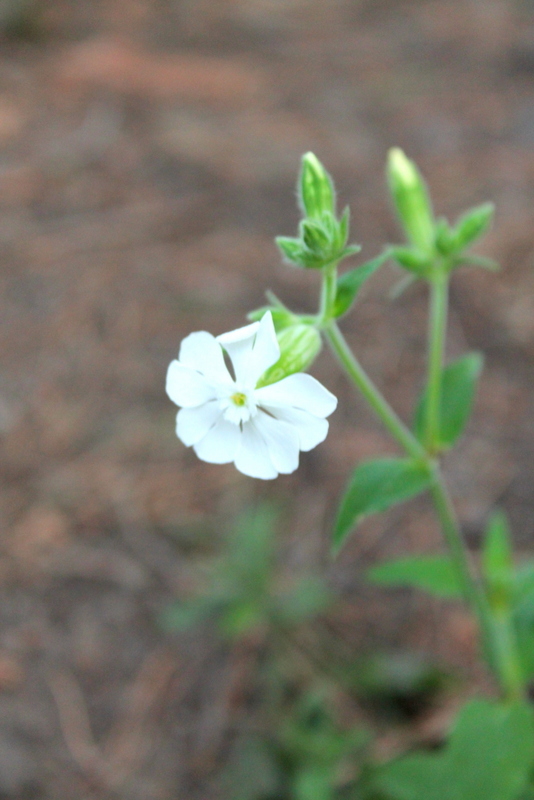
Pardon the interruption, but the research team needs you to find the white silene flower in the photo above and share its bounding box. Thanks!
[165,312,337,480]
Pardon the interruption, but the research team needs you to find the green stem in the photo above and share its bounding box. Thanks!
[323,321,424,461]
[323,319,525,701]
[429,473,524,700]
[491,607,525,703]
[319,262,338,322]
[425,274,448,453]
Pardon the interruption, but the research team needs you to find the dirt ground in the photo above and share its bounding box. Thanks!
[2,0,534,797]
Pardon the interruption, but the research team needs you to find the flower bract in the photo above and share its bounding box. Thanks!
[166,312,337,479]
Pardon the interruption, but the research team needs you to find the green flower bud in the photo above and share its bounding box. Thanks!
[301,218,332,253]
[256,324,322,387]
[387,148,435,252]
[299,152,336,220]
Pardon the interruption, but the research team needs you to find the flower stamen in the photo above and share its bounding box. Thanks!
[231,392,247,407]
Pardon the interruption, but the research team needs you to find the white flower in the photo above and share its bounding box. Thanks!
[165,312,337,480]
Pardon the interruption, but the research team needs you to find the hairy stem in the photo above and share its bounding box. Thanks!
[425,274,448,453]
[324,319,525,700]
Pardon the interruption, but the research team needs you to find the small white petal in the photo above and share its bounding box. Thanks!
[179,331,233,387]
[194,418,241,464]
[234,422,278,480]
[254,412,300,474]
[215,313,279,387]
[264,405,329,451]
[176,401,222,446]
[256,373,337,417]
[246,311,280,387]
[166,361,216,408]
[217,320,259,383]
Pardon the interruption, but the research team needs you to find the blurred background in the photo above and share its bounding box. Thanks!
[1,0,534,797]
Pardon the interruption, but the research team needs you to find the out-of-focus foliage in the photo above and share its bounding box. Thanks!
[161,504,331,639]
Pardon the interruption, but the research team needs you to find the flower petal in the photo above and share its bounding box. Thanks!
[264,405,329,451]
[176,401,222,446]
[216,312,279,387]
[234,421,278,479]
[193,418,241,464]
[246,311,280,387]
[254,412,300,474]
[255,373,337,417]
[166,361,216,408]
[179,331,233,387]
[217,320,259,384]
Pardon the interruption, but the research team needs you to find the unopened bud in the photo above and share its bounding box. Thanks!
[256,324,322,387]
[299,152,336,220]
[387,148,434,252]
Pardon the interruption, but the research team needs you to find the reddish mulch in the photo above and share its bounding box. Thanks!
[1,0,534,796]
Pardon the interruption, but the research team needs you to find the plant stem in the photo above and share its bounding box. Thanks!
[429,472,524,701]
[323,319,525,701]
[323,321,424,461]
[425,274,448,453]
[319,262,338,322]
[490,607,525,703]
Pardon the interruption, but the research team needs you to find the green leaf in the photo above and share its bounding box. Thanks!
[390,246,432,276]
[276,235,308,266]
[294,767,333,800]
[452,202,494,251]
[482,511,514,605]
[513,561,534,606]
[368,555,462,599]
[452,253,500,272]
[375,699,534,800]
[333,458,432,554]
[414,353,483,450]
[377,752,450,800]
[333,251,389,318]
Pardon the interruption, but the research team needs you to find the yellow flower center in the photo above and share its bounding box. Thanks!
[231,392,247,407]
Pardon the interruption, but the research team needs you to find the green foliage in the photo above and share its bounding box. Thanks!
[333,458,432,554]
[482,512,514,608]
[223,691,368,800]
[161,504,332,641]
[333,252,390,319]
[280,692,368,800]
[368,555,462,600]
[388,246,433,277]
[414,353,483,451]
[386,149,497,279]
[374,699,534,800]
[277,153,361,270]
[453,204,493,254]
